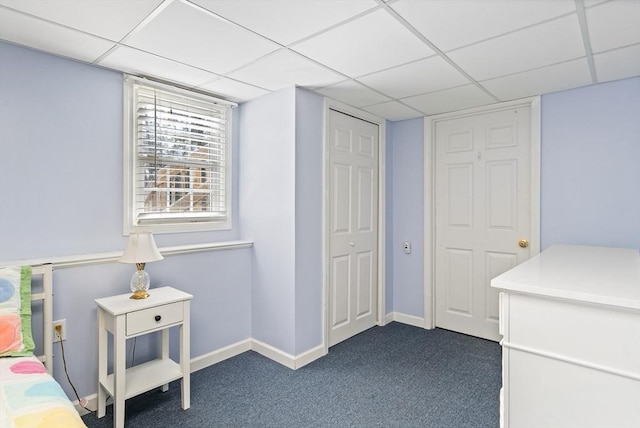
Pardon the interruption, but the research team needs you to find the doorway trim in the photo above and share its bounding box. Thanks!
[423,97,541,329]
[322,97,387,354]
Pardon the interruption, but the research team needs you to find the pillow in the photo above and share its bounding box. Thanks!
[0,266,34,356]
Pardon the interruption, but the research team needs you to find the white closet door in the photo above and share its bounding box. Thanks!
[328,109,379,347]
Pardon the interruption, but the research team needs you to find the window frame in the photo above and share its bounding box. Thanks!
[123,75,236,234]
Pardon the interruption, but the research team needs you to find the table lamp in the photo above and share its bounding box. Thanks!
[119,232,163,299]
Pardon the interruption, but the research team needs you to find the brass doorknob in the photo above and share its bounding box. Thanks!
[518,239,529,248]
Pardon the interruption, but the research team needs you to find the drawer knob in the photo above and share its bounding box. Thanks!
[154,315,162,322]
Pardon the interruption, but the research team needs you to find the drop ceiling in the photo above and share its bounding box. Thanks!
[1,0,638,121]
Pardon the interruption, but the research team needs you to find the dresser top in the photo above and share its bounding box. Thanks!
[491,245,640,310]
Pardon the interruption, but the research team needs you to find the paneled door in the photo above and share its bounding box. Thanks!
[328,109,379,347]
[435,106,532,341]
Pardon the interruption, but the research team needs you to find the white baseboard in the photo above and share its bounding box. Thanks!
[76,339,253,416]
[76,318,433,415]
[75,314,434,416]
[251,339,297,369]
[390,312,427,328]
[289,343,326,369]
[190,338,252,373]
[74,394,101,416]
[74,337,329,416]
[73,320,430,417]
[384,312,394,324]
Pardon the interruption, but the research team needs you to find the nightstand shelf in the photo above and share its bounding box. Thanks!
[102,359,183,400]
[95,286,193,428]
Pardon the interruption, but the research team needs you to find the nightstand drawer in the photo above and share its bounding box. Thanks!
[126,302,184,336]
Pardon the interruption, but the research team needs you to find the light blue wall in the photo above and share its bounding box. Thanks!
[390,118,425,319]
[541,77,640,250]
[294,89,323,354]
[51,250,251,378]
[384,122,394,315]
[239,87,325,355]
[239,87,297,354]
[0,42,252,399]
[386,77,640,322]
[0,42,123,258]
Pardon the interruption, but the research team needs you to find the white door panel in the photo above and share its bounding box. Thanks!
[332,255,350,328]
[333,163,351,234]
[356,250,373,318]
[445,248,473,315]
[435,107,532,341]
[485,251,518,322]
[329,110,378,347]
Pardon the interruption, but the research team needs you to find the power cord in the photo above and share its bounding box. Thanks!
[55,325,93,414]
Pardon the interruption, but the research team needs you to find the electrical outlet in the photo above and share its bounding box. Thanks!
[53,319,66,342]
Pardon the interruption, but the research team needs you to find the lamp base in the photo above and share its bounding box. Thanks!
[130,264,151,299]
[130,289,150,299]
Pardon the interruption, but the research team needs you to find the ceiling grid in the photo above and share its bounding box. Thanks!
[0,0,637,121]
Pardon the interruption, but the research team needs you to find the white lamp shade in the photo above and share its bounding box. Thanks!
[119,232,164,264]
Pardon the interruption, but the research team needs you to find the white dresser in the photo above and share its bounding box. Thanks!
[491,245,640,428]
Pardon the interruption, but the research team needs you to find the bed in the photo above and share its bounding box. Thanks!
[0,264,87,428]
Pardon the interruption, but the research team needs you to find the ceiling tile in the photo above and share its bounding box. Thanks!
[98,45,219,87]
[314,80,392,108]
[448,15,585,81]
[586,0,640,53]
[0,8,115,63]
[124,0,278,75]
[292,9,434,77]
[481,58,592,101]
[0,0,162,42]
[226,49,345,91]
[1,0,637,122]
[403,85,496,116]
[390,0,576,52]
[190,0,377,45]
[594,44,640,83]
[357,56,471,99]
[362,101,422,122]
[198,77,270,103]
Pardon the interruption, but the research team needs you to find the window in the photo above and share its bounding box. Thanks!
[123,76,235,233]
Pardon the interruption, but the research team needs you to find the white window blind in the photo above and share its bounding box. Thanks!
[124,77,234,232]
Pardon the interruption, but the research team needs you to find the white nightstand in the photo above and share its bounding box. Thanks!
[95,286,193,428]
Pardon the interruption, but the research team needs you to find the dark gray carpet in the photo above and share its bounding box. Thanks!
[82,323,501,427]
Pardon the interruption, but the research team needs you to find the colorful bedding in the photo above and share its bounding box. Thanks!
[0,356,86,428]
[0,266,35,357]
